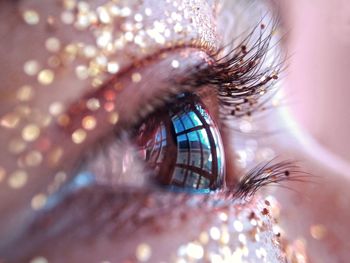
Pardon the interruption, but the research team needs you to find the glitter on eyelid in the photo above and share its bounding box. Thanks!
[61,11,75,24]
[38,69,55,85]
[233,220,244,232]
[82,116,97,130]
[209,227,221,240]
[17,85,35,102]
[8,139,27,154]
[186,242,204,259]
[49,102,64,116]
[22,10,40,25]
[30,256,48,263]
[8,170,28,189]
[135,243,152,262]
[171,59,180,68]
[107,62,120,74]
[132,72,142,83]
[86,98,101,111]
[25,150,43,167]
[75,65,89,80]
[45,37,61,53]
[310,224,327,240]
[22,124,40,142]
[0,113,20,129]
[108,112,119,124]
[72,129,87,144]
[23,60,41,76]
[31,193,47,210]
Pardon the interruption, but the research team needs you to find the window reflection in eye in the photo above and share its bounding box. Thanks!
[135,93,225,192]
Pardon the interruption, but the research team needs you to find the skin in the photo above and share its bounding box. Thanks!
[0,0,287,262]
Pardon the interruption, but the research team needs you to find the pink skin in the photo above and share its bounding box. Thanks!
[0,1,286,262]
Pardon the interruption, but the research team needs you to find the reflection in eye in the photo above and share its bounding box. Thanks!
[135,93,225,192]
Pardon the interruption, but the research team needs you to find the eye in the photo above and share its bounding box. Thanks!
[134,93,225,193]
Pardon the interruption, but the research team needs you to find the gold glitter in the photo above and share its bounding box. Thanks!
[76,65,89,80]
[107,62,120,74]
[25,150,43,167]
[1,113,20,129]
[310,224,327,240]
[82,116,97,130]
[135,243,152,262]
[23,60,41,76]
[30,256,48,263]
[63,0,76,10]
[45,37,61,53]
[22,9,40,25]
[0,166,6,183]
[38,69,55,85]
[8,139,27,154]
[61,11,75,24]
[199,231,209,244]
[86,98,100,111]
[57,114,70,126]
[186,242,204,259]
[49,102,64,116]
[22,124,40,142]
[72,129,87,144]
[31,193,47,210]
[171,59,180,68]
[108,112,119,124]
[132,72,142,83]
[209,227,220,240]
[17,85,34,102]
[8,170,27,189]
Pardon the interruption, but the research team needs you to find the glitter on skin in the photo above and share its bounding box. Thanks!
[22,10,40,25]
[135,243,152,262]
[31,193,47,210]
[22,124,40,142]
[8,170,28,189]
[72,129,87,144]
[310,224,327,240]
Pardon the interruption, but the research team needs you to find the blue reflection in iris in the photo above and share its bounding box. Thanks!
[137,94,225,192]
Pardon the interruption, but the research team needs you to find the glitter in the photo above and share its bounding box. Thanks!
[8,139,27,154]
[199,231,209,244]
[45,37,61,53]
[61,11,75,24]
[25,150,43,167]
[108,112,119,124]
[132,72,142,83]
[38,69,55,85]
[97,7,111,24]
[72,129,87,144]
[120,7,131,17]
[310,224,327,240]
[134,13,143,22]
[57,114,70,126]
[31,193,47,210]
[135,243,152,262]
[30,257,48,263]
[82,116,97,130]
[22,124,40,142]
[209,227,221,240]
[97,32,112,48]
[0,166,6,183]
[1,113,20,129]
[86,98,101,111]
[186,242,204,259]
[8,170,27,189]
[233,220,244,232]
[171,60,180,68]
[17,85,34,102]
[63,0,76,10]
[238,233,247,244]
[75,65,89,80]
[48,147,63,166]
[23,60,41,76]
[22,9,40,25]
[49,102,64,116]
[84,45,97,58]
[107,62,120,74]
[145,8,152,16]
[125,32,134,42]
[218,212,228,222]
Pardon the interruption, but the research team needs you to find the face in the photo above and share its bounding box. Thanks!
[0,0,348,262]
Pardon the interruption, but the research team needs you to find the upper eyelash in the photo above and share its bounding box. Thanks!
[179,19,283,120]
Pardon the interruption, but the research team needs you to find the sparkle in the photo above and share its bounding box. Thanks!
[82,116,97,130]
[38,69,55,85]
[45,37,61,53]
[310,224,327,240]
[22,9,40,25]
[8,139,27,154]
[1,113,20,129]
[22,124,40,142]
[25,150,43,167]
[72,129,87,144]
[186,242,204,259]
[86,98,101,111]
[17,85,34,102]
[107,62,120,74]
[233,220,244,232]
[75,65,89,80]
[24,60,41,76]
[209,227,221,240]
[61,11,75,24]
[31,193,47,210]
[8,170,28,189]
[108,112,119,124]
[132,72,142,83]
[171,59,180,68]
[135,243,152,262]
[49,102,64,116]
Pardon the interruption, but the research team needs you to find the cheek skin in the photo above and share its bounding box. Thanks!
[17,192,286,263]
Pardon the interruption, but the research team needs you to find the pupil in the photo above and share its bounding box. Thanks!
[135,94,225,192]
